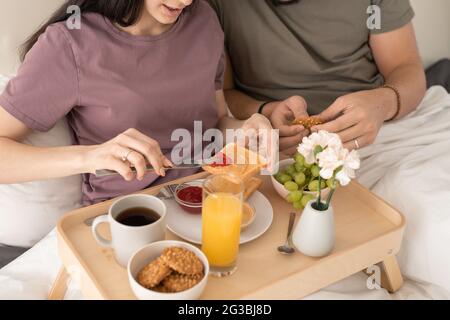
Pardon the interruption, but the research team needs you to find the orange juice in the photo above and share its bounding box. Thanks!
[202,192,242,267]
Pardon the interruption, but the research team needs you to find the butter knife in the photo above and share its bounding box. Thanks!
[95,163,203,177]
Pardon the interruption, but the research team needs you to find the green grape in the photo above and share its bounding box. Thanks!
[286,193,296,203]
[290,190,303,202]
[294,153,305,166]
[311,165,320,178]
[287,191,302,204]
[301,194,316,208]
[293,200,304,210]
[294,172,306,186]
[286,165,296,176]
[284,181,299,192]
[308,179,326,191]
[308,180,319,191]
[294,162,304,173]
[274,173,284,183]
[279,174,292,184]
[327,178,339,189]
[326,178,334,189]
[304,161,313,169]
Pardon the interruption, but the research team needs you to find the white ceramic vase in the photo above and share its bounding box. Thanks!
[292,200,335,258]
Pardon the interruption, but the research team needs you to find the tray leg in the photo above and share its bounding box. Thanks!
[48,267,70,300]
[380,256,404,293]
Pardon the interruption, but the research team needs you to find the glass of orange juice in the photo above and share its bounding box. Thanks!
[202,174,244,277]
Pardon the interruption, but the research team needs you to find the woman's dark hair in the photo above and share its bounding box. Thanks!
[21,0,145,61]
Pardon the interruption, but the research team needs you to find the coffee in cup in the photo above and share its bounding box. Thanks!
[91,195,167,267]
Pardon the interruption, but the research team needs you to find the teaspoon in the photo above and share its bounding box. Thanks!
[277,212,296,255]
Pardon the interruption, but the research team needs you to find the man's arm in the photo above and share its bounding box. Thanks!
[370,22,426,120]
[223,51,309,154]
[223,52,277,120]
[313,22,427,150]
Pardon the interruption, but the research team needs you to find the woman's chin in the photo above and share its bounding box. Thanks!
[155,13,180,25]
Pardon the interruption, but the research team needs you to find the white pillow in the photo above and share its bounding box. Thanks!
[0,75,83,248]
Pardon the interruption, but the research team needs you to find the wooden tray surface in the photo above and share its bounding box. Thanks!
[57,172,405,300]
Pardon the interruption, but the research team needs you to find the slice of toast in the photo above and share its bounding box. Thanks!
[243,177,263,200]
[203,143,267,182]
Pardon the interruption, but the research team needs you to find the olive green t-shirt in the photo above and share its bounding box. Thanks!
[208,0,415,114]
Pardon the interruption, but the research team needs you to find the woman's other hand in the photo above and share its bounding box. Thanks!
[84,128,173,181]
[242,113,272,132]
[242,113,275,167]
[269,96,310,155]
[311,89,397,150]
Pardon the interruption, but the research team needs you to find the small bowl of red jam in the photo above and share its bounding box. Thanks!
[174,181,203,214]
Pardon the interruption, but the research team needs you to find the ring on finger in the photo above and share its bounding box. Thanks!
[122,150,134,162]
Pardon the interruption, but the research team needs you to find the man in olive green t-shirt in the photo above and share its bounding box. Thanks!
[209,0,426,154]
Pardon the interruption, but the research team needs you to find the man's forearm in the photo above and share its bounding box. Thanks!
[225,89,277,120]
[383,62,426,120]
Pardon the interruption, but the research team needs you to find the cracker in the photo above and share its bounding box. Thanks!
[160,247,204,275]
[162,273,204,293]
[137,257,172,289]
[292,116,323,129]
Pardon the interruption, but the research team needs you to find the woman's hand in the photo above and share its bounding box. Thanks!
[242,113,272,132]
[269,96,310,155]
[84,128,173,181]
[242,113,274,164]
[311,89,397,150]
[242,113,273,148]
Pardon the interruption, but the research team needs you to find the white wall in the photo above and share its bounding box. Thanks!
[0,0,64,75]
[411,0,450,67]
[0,0,449,74]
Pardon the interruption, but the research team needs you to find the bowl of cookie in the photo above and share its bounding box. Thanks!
[128,240,209,300]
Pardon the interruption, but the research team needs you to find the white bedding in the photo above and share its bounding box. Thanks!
[357,86,450,293]
[1,86,450,300]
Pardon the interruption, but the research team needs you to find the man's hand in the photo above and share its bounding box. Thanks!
[269,96,310,155]
[311,89,397,150]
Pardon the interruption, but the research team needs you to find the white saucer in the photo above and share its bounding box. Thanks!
[164,191,273,245]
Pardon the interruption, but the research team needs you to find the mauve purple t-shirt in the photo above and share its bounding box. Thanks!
[0,1,224,205]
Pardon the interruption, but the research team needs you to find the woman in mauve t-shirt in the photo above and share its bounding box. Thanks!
[0,0,272,205]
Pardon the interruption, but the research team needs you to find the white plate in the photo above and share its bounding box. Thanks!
[164,191,273,245]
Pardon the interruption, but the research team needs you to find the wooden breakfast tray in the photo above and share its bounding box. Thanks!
[53,172,405,300]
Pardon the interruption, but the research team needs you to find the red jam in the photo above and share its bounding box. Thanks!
[210,153,232,168]
[177,186,203,204]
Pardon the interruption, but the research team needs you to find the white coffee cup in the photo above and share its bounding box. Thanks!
[91,194,167,267]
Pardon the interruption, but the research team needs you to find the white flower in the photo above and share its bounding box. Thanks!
[317,147,343,180]
[297,130,342,164]
[335,149,361,186]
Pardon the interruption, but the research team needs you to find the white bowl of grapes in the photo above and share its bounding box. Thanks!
[271,153,332,210]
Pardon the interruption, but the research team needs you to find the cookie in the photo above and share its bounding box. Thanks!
[162,273,204,293]
[137,257,172,289]
[151,284,171,293]
[160,247,204,275]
